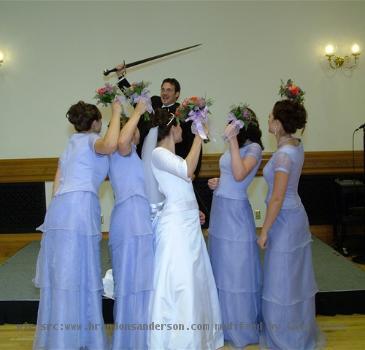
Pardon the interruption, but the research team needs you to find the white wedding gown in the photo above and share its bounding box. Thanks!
[148,147,224,350]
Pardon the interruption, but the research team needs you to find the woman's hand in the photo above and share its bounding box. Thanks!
[116,62,126,77]
[191,122,209,140]
[208,177,219,190]
[201,122,209,141]
[199,211,206,225]
[223,123,239,141]
[112,99,122,115]
[134,100,147,116]
[257,230,268,249]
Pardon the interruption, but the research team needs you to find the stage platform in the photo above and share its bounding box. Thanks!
[1,237,365,324]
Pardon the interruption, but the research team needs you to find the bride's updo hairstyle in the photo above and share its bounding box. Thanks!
[274,79,307,134]
[153,108,179,142]
[66,101,102,132]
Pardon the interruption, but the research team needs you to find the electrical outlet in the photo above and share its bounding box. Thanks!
[254,209,261,220]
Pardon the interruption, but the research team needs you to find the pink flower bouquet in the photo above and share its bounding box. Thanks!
[94,83,121,107]
[175,96,213,142]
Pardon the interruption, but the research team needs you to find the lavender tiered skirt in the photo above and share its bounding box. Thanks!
[261,205,322,350]
[109,195,154,350]
[208,195,262,348]
[33,191,108,350]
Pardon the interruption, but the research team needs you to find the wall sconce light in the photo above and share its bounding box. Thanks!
[325,43,361,69]
[0,51,4,66]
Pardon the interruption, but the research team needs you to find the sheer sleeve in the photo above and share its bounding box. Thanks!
[152,148,190,181]
[245,143,262,161]
[88,133,102,154]
[273,151,292,174]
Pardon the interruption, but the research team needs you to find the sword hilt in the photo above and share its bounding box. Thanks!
[103,68,118,76]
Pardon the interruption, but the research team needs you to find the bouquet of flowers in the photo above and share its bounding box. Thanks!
[223,104,257,142]
[94,83,121,107]
[122,81,154,121]
[228,104,256,129]
[279,79,305,104]
[175,96,213,142]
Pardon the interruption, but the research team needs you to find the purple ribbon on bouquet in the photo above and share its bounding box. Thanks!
[227,112,244,130]
[131,88,154,114]
[185,106,209,140]
[221,112,245,142]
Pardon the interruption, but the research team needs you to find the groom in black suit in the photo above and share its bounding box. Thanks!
[116,66,205,223]
[116,68,202,177]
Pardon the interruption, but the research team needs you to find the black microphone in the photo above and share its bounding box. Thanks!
[355,122,365,131]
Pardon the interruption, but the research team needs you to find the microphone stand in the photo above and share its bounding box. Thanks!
[352,126,365,264]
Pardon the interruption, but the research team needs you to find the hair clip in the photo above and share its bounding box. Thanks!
[166,113,175,126]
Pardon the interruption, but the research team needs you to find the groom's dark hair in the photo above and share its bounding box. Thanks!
[161,78,181,93]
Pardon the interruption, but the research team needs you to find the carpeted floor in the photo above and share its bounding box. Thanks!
[0,237,365,321]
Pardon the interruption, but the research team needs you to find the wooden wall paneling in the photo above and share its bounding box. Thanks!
[0,151,363,182]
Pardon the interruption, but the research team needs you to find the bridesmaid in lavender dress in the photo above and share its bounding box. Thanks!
[108,101,154,350]
[258,84,323,349]
[208,107,263,348]
[33,100,121,350]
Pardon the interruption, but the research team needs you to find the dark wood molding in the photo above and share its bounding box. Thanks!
[0,158,58,183]
[0,151,363,183]
[199,150,364,178]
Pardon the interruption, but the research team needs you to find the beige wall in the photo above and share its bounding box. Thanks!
[1,1,364,229]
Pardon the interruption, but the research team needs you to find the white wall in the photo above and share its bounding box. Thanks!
[1,1,364,229]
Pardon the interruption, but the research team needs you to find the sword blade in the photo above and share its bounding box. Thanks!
[125,43,202,68]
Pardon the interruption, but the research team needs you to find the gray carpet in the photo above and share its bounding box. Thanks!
[0,237,365,302]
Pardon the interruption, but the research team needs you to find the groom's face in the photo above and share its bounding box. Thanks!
[160,82,179,106]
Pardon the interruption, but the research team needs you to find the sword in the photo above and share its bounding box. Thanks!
[103,44,202,76]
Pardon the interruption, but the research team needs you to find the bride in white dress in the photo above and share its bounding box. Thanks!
[148,110,224,350]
